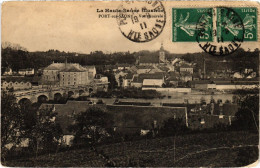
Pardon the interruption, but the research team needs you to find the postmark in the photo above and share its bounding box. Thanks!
[197,7,245,56]
[173,7,257,56]
[117,1,166,43]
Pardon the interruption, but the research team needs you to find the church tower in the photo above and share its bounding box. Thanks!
[159,43,165,63]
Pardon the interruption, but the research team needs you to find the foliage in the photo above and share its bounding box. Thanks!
[102,71,118,89]
[233,94,259,131]
[29,107,63,157]
[69,107,114,146]
[1,46,136,75]
[181,48,259,74]
[159,118,189,137]
[1,91,24,155]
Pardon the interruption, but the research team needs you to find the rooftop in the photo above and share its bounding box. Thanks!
[45,62,89,72]
[2,76,34,83]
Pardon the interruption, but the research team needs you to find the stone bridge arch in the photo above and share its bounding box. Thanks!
[53,92,63,102]
[36,94,49,103]
[79,89,85,96]
[17,97,32,105]
[68,90,75,98]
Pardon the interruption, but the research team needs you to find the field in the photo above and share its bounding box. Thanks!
[3,131,258,167]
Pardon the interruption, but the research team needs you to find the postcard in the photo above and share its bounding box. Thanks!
[1,1,259,167]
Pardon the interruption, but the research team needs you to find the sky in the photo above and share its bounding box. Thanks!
[2,1,259,54]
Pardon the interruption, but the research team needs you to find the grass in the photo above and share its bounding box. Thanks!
[3,131,258,167]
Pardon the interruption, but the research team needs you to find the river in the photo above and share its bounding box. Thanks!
[89,92,235,105]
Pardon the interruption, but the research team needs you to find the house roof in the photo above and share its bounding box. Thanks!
[139,55,159,64]
[84,66,96,70]
[136,65,154,69]
[180,71,193,76]
[39,102,106,134]
[125,73,134,79]
[2,76,33,83]
[117,64,131,67]
[132,76,141,83]
[132,73,164,83]
[180,64,193,68]
[19,68,34,71]
[45,63,89,72]
[61,66,85,72]
[156,64,170,72]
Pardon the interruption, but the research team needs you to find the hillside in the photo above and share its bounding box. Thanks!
[3,131,258,167]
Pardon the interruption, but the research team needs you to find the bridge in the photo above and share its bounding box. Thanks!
[14,84,99,104]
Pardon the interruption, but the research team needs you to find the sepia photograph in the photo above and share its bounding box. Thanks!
[1,1,259,167]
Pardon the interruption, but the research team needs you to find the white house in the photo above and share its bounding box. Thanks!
[3,67,12,75]
[142,79,164,87]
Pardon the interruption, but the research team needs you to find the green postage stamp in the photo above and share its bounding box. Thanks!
[172,8,213,42]
[172,7,257,42]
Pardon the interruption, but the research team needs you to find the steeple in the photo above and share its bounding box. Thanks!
[159,42,165,63]
[160,42,164,51]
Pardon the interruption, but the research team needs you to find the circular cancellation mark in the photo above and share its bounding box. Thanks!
[196,7,245,56]
[116,1,166,43]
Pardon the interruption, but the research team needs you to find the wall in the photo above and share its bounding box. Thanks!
[131,82,142,88]
[2,81,32,90]
[216,84,257,90]
[142,87,191,93]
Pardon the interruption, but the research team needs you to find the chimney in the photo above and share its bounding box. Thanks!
[203,56,206,79]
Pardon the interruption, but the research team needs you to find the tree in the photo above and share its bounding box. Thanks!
[29,107,63,158]
[69,107,114,146]
[160,118,188,137]
[1,91,24,159]
[234,94,259,131]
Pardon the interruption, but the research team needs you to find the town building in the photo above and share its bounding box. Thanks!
[136,65,154,74]
[114,71,128,87]
[42,61,96,87]
[122,73,134,88]
[142,79,164,88]
[95,74,109,83]
[3,67,12,76]
[130,73,165,88]
[180,64,194,74]
[18,68,34,76]
[1,77,33,90]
